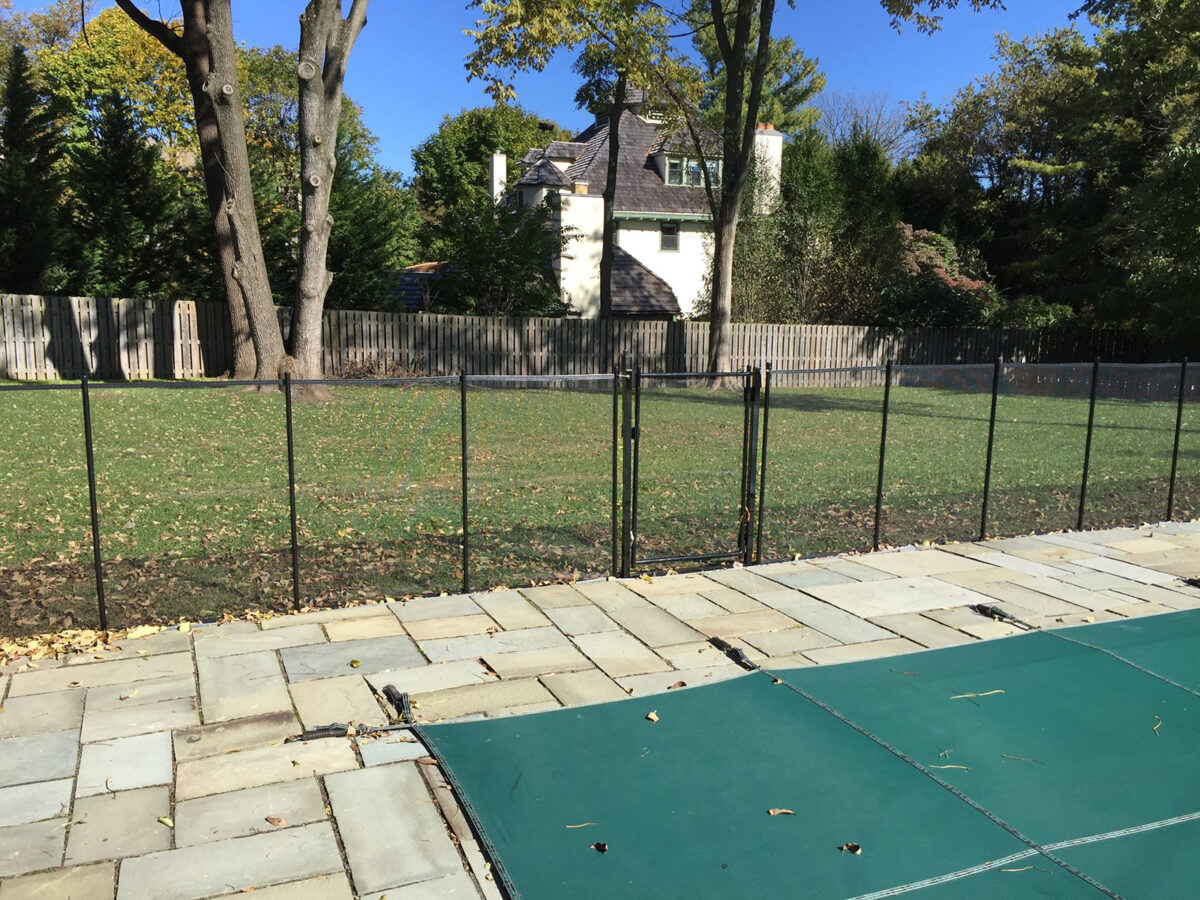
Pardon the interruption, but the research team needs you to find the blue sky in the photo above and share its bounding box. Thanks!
[18,1,1091,176]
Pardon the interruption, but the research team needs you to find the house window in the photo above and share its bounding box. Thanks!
[665,155,720,187]
[660,223,679,252]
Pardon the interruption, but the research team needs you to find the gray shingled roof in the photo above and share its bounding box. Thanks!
[544,141,589,161]
[566,110,714,217]
[611,246,680,316]
[515,157,574,189]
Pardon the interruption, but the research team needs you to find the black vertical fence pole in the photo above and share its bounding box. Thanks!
[460,372,470,594]
[283,374,302,611]
[620,356,633,577]
[630,366,642,568]
[1167,358,1188,521]
[743,367,762,566]
[1077,358,1101,531]
[80,376,108,631]
[610,368,619,576]
[979,358,1002,541]
[739,367,752,558]
[754,362,772,564]
[873,359,893,552]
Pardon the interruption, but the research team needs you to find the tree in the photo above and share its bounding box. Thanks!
[0,45,61,293]
[815,90,913,158]
[411,103,568,260]
[62,91,197,298]
[115,0,368,382]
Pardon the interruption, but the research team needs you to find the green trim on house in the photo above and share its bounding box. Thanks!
[613,210,712,223]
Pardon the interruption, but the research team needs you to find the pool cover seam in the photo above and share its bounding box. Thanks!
[761,668,1124,900]
[851,809,1200,898]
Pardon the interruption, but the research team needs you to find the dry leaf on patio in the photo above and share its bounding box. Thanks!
[349,659,362,668]
[768,808,795,816]
[157,816,174,828]
[264,816,285,827]
[645,711,659,723]
[119,690,138,701]
[667,681,686,690]
[417,756,438,765]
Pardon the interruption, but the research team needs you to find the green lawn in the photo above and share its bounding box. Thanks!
[1,378,1196,637]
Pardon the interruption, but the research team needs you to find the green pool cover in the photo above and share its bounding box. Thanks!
[418,610,1200,899]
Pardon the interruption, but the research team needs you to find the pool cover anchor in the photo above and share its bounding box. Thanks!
[709,636,759,671]
[284,684,417,743]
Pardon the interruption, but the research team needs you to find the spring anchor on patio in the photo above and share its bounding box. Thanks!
[709,636,759,671]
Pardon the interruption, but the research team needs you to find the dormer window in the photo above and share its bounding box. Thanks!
[665,155,720,187]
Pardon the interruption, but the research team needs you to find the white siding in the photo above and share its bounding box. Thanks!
[616,220,712,318]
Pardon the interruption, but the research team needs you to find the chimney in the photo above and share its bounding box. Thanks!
[573,181,589,195]
[751,124,783,214]
[489,152,507,203]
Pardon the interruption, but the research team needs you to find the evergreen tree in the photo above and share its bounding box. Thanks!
[0,45,62,292]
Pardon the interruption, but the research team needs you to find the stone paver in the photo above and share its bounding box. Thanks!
[696,568,781,595]
[418,627,568,664]
[192,624,326,659]
[617,667,742,696]
[413,679,556,721]
[326,764,462,895]
[174,778,327,847]
[969,551,1072,578]
[482,645,593,679]
[471,589,552,628]
[289,675,386,729]
[1104,600,1175,619]
[540,669,627,706]
[174,738,357,802]
[80,697,197,743]
[7,654,191,698]
[85,675,194,713]
[752,561,856,590]
[853,548,994,577]
[868,613,976,648]
[804,637,924,666]
[740,627,841,656]
[608,607,704,647]
[1104,581,1200,607]
[115,821,343,900]
[65,787,170,864]
[1073,555,1178,585]
[173,711,299,762]
[357,733,428,766]
[811,557,896,582]
[685,609,803,639]
[281,636,425,682]
[76,732,172,798]
[365,660,496,696]
[519,584,589,610]
[0,861,114,899]
[654,641,738,669]
[0,731,79,788]
[800,576,990,618]
[0,691,84,738]
[391,594,482,622]
[361,870,481,900]
[698,586,766,613]
[753,590,894,643]
[0,780,72,828]
[571,632,671,679]
[626,572,723,597]
[324,616,407,642]
[403,614,498,641]
[543,605,619,635]
[259,605,393,631]
[644,592,727,620]
[240,874,355,900]
[570,580,650,611]
[964,579,1090,618]
[0,819,64,877]
[197,651,292,723]
[72,630,191,662]
[922,607,1024,639]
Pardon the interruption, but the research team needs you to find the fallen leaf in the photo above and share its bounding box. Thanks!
[838,843,862,855]
[417,756,438,765]
[667,681,686,690]
[290,760,300,767]
[565,822,598,829]
[768,808,796,816]
[178,622,191,633]
[589,842,608,854]
[264,816,284,827]
[645,711,659,723]
[119,690,138,701]
[349,659,362,668]
[157,816,174,828]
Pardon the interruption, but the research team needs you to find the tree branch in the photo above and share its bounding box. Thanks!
[112,0,183,57]
[708,0,733,68]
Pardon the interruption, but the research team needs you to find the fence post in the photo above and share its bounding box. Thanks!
[1077,358,1101,531]
[80,376,108,631]
[741,367,762,566]
[620,353,633,577]
[611,367,619,576]
[460,372,470,593]
[1167,357,1188,521]
[754,362,772,564]
[873,359,893,552]
[979,357,1002,541]
[283,374,302,612]
[630,364,643,568]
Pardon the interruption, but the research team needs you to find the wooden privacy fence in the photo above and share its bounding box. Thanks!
[0,294,1154,383]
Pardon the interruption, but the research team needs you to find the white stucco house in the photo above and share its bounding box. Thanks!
[490,94,783,319]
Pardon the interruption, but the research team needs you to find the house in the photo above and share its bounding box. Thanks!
[491,93,783,319]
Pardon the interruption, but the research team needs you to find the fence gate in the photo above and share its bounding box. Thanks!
[622,368,761,574]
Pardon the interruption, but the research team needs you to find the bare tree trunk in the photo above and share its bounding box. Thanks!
[598,70,626,320]
[292,0,368,378]
[707,207,737,373]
